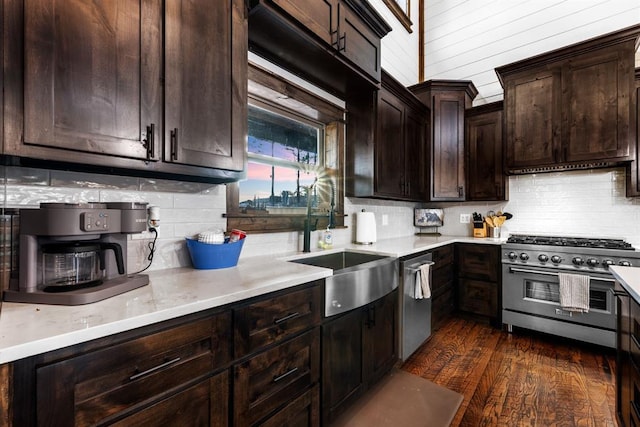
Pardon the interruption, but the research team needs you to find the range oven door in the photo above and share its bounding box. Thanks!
[502,264,616,330]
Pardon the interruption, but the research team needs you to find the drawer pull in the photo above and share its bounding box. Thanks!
[129,357,181,381]
[274,312,300,325]
[273,367,298,383]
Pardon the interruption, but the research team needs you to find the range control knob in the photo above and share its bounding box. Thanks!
[550,255,562,264]
[519,253,529,261]
[572,257,584,265]
[602,259,615,268]
[538,254,549,262]
[508,252,518,260]
[620,260,632,267]
[586,258,599,267]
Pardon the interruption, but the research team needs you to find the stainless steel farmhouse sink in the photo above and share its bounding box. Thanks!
[289,251,398,317]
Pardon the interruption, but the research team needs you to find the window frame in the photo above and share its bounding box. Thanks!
[225,63,345,234]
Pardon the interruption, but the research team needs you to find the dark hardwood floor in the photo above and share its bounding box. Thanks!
[401,316,617,426]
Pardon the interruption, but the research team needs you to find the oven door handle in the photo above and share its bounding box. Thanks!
[508,267,616,283]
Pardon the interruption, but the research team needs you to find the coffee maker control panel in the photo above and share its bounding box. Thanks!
[81,211,111,232]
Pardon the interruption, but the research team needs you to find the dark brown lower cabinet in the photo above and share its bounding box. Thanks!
[615,281,631,427]
[234,328,320,426]
[456,243,501,326]
[322,289,398,424]
[431,244,455,330]
[6,280,324,426]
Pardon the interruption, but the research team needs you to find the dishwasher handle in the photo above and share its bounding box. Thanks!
[406,261,434,273]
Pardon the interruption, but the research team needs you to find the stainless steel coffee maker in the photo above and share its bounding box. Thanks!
[3,202,150,305]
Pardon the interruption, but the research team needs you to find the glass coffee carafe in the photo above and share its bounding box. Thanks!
[42,242,123,288]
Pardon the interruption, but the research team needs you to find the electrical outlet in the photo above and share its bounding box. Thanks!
[382,214,389,226]
[460,214,471,224]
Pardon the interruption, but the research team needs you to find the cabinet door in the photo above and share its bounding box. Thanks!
[626,72,640,197]
[431,92,466,200]
[20,0,162,160]
[562,48,633,163]
[466,106,505,201]
[363,290,398,386]
[375,88,406,198]
[271,0,337,46]
[615,283,631,427]
[337,1,381,82]
[322,308,364,424]
[404,109,427,201]
[164,0,246,171]
[504,68,561,170]
[0,363,10,427]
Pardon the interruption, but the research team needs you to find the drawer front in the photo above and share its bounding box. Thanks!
[456,244,499,281]
[458,278,497,317]
[259,383,320,427]
[111,370,229,427]
[432,268,453,298]
[36,312,231,426]
[433,244,454,266]
[234,328,320,426]
[235,283,322,358]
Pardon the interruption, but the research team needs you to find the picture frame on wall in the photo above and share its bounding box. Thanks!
[382,0,413,33]
[414,208,443,236]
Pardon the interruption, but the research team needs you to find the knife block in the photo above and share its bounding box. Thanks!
[473,222,486,238]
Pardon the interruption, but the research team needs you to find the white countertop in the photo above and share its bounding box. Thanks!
[610,266,640,302]
[0,234,502,364]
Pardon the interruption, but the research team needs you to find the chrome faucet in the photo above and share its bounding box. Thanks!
[303,178,318,253]
[302,176,336,253]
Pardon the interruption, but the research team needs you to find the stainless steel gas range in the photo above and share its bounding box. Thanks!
[502,234,640,348]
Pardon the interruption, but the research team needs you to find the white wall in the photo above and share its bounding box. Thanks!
[370,0,421,85]
[424,0,640,104]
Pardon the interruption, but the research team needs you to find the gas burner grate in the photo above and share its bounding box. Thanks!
[506,234,635,250]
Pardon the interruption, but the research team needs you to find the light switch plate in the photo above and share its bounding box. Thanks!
[460,214,471,224]
[382,214,389,226]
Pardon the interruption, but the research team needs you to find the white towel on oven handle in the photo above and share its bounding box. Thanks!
[558,272,590,313]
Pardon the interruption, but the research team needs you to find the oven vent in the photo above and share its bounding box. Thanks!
[507,160,626,175]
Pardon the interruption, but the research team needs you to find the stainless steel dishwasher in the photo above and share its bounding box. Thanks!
[399,252,434,361]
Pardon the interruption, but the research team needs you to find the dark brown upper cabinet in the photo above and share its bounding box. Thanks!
[465,101,507,201]
[247,0,391,96]
[496,25,640,174]
[409,80,478,201]
[626,68,640,197]
[346,70,429,201]
[164,0,247,173]
[3,0,246,183]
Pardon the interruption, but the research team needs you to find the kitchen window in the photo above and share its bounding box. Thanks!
[226,64,345,233]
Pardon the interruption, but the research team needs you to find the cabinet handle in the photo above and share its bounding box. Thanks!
[129,357,181,381]
[366,306,375,328]
[144,123,155,160]
[458,186,463,197]
[338,33,346,52]
[274,312,300,325]
[330,29,339,48]
[170,128,178,160]
[273,366,298,383]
